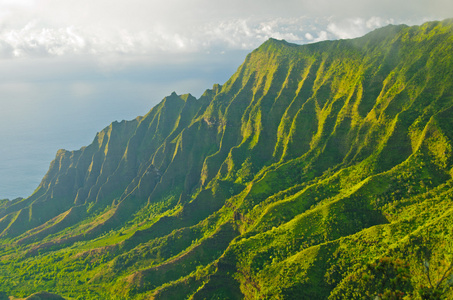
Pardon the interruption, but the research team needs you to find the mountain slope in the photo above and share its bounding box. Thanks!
[1,19,453,299]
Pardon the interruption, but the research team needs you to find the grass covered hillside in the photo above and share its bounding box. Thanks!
[1,19,453,299]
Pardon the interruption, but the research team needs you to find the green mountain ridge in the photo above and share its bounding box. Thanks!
[1,19,453,299]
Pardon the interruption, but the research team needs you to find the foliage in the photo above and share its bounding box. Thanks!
[0,19,453,299]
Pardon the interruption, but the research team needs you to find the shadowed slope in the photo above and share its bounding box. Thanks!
[0,19,453,300]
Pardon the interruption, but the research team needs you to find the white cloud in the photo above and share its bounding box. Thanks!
[305,32,314,41]
[0,17,305,58]
[313,30,329,43]
[0,0,447,60]
[366,17,393,29]
[326,17,398,40]
[327,19,367,39]
[1,0,452,198]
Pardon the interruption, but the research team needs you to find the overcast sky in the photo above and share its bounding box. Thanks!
[0,0,451,58]
[0,0,451,199]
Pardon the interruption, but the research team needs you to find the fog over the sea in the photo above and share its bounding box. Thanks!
[0,0,451,199]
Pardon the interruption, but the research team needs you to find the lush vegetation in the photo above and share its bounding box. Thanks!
[1,19,453,299]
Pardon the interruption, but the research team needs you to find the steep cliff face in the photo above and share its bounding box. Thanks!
[1,19,453,299]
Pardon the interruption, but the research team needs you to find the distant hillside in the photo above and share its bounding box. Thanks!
[1,19,453,299]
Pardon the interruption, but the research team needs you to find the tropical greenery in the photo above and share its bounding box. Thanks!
[1,19,453,299]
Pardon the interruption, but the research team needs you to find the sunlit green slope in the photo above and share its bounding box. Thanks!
[1,19,453,299]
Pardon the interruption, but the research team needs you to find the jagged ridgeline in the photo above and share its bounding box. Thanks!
[1,19,453,299]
